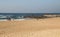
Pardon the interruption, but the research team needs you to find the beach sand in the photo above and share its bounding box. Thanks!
[0,17,60,37]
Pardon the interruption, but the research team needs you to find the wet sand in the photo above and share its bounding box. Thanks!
[0,17,60,37]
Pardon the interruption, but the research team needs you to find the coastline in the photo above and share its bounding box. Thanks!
[0,18,33,21]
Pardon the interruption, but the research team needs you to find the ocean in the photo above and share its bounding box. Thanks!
[0,13,60,20]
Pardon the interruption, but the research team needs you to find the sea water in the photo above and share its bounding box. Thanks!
[0,13,60,21]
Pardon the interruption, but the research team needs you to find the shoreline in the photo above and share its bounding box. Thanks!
[0,17,59,21]
[0,18,32,21]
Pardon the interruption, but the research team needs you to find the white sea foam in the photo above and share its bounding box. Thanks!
[0,18,32,21]
[12,19,25,21]
[0,19,25,21]
[0,19,7,21]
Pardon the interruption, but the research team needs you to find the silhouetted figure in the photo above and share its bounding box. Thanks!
[7,16,11,21]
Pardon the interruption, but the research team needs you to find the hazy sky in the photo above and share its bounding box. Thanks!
[0,0,60,13]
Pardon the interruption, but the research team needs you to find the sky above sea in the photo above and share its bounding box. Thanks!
[0,0,60,13]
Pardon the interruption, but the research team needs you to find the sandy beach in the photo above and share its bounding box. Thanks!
[0,17,60,37]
